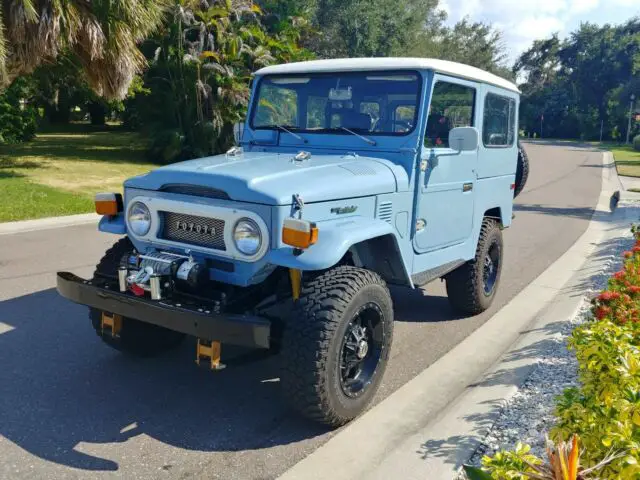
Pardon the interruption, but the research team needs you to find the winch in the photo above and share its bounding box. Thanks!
[118,251,206,300]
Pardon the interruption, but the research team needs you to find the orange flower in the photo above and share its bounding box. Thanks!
[568,435,579,480]
[624,251,633,258]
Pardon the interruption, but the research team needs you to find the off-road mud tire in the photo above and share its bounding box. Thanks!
[514,141,529,198]
[445,219,503,315]
[89,237,185,356]
[280,266,394,427]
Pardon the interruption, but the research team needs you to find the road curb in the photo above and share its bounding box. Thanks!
[0,213,100,236]
[278,151,622,480]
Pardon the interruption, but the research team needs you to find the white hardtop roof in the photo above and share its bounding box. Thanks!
[255,57,519,94]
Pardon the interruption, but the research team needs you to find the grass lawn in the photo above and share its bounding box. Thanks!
[0,128,157,222]
[607,144,640,177]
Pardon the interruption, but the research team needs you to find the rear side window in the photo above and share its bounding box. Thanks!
[425,82,475,148]
[483,93,516,147]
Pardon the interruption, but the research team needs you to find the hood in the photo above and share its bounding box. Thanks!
[125,151,398,205]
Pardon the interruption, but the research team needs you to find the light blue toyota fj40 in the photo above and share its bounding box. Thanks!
[57,58,528,426]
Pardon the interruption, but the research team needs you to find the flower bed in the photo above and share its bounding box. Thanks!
[464,227,640,479]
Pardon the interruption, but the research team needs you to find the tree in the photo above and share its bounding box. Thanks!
[310,0,444,58]
[413,17,511,79]
[129,0,312,162]
[515,17,640,140]
[0,0,169,100]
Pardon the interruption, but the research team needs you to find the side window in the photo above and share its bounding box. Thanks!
[425,81,475,148]
[483,93,516,147]
[253,85,298,127]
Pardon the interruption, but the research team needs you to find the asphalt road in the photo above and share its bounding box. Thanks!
[0,142,604,480]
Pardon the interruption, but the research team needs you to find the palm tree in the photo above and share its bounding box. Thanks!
[0,0,169,99]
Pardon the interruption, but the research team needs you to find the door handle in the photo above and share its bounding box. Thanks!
[463,183,473,192]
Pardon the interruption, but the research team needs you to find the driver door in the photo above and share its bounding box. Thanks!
[413,76,478,254]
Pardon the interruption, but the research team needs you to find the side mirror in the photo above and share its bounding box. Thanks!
[448,126,479,152]
[233,122,245,145]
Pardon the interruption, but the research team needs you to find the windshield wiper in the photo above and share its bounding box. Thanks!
[337,127,377,146]
[273,125,307,144]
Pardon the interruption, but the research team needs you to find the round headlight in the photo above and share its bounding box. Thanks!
[233,218,262,256]
[128,202,152,236]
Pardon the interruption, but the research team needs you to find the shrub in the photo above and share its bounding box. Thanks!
[634,134,640,152]
[0,77,37,144]
[476,228,640,479]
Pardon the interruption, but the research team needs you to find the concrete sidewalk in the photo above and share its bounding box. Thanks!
[619,175,640,192]
[0,213,99,236]
[278,152,625,480]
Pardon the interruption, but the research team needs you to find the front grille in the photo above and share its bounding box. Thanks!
[159,212,226,250]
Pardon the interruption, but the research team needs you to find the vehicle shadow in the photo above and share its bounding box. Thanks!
[390,285,468,323]
[0,289,329,472]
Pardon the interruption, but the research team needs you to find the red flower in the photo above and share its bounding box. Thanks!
[595,306,612,320]
[598,291,621,302]
[629,286,640,294]
[624,251,633,258]
[633,246,640,253]
[614,271,626,280]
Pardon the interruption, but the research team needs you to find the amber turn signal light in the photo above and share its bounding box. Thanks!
[282,218,318,249]
[95,192,123,216]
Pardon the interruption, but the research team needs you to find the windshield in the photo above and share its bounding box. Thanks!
[250,71,421,136]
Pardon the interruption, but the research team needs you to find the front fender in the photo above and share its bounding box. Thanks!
[266,217,411,285]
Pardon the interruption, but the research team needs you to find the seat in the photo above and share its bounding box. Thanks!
[426,114,451,147]
[341,110,373,131]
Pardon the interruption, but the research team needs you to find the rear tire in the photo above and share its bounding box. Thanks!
[280,266,394,427]
[90,237,185,357]
[514,141,529,198]
[446,219,503,315]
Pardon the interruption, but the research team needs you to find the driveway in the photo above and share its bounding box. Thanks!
[0,142,603,479]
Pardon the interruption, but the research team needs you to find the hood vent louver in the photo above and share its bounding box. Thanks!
[340,163,376,176]
[377,201,393,223]
[159,184,230,200]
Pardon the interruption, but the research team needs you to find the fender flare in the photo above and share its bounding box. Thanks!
[266,217,412,286]
[99,214,126,235]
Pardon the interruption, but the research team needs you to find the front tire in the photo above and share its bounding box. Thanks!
[446,219,503,315]
[90,237,185,357]
[280,266,394,427]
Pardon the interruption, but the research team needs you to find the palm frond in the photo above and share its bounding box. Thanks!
[1,0,171,99]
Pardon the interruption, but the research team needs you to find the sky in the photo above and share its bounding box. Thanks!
[440,0,640,65]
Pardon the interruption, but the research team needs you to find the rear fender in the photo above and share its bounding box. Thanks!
[266,217,412,286]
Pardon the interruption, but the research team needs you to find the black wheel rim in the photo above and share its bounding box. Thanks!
[339,303,385,398]
[483,241,500,296]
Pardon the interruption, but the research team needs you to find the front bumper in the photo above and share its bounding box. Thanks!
[56,272,271,349]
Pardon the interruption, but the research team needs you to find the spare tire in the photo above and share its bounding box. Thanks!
[514,142,529,198]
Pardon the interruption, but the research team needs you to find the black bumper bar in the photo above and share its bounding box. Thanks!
[56,272,271,349]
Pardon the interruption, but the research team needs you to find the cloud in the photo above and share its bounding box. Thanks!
[442,0,638,63]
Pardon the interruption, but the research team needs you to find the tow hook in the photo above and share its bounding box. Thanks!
[196,339,226,371]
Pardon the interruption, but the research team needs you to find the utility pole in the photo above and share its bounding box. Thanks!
[540,113,544,139]
[600,119,604,143]
[626,94,636,145]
